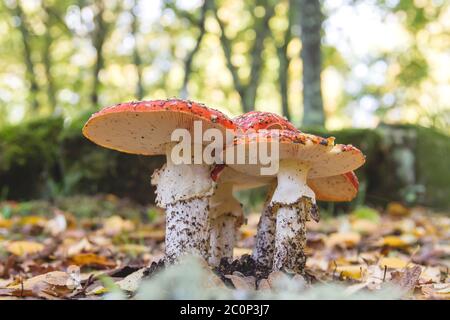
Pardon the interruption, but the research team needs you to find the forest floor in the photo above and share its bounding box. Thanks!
[0,195,448,300]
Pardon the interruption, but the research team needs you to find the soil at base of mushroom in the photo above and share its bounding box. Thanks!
[139,255,316,291]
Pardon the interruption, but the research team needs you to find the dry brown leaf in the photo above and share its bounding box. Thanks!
[225,273,255,291]
[8,271,72,298]
[391,265,422,292]
[257,279,271,291]
[115,267,147,292]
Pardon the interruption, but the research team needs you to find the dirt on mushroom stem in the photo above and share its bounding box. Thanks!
[208,182,243,266]
[270,159,319,274]
[152,145,215,264]
[252,183,277,268]
[209,213,238,266]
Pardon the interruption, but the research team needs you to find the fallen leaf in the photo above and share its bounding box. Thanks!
[336,265,366,280]
[8,271,73,298]
[326,232,361,248]
[0,217,13,229]
[387,202,410,217]
[381,236,407,247]
[379,257,409,269]
[257,279,271,291]
[19,216,47,226]
[6,241,45,257]
[115,267,147,292]
[391,265,422,292]
[351,219,378,234]
[225,273,255,291]
[102,216,134,236]
[69,253,116,268]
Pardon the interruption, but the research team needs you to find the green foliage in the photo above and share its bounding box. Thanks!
[415,126,450,210]
[351,206,381,223]
[0,116,63,200]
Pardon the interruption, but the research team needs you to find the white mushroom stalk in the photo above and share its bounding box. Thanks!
[152,145,215,264]
[252,183,276,267]
[208,182,243,266]
[270,159,319,274]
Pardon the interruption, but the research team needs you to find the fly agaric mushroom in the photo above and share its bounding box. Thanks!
[82,99,235,263]
[224,124,365,273]
[233,111,362,268]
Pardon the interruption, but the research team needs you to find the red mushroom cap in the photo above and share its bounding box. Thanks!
[83,99,235,155]
[224,129,365,179]
[234,111,299,132]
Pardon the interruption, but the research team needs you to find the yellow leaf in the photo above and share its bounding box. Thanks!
[102,216,134,236]
[336,265,366,280]
[19,216,47,226]
[69,253,116,268]
[351,219,378,234]
[379,257,408,269]
[326,232,361,248]
[240,227,256,239]
[387,202,410,217]
[0,217,13,229]
[382,236,407,247]
[6,241,45,257]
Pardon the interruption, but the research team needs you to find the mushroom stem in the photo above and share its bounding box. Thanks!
[271,159,318,274]
[152,146,216,264]
[252,183,277,267]
[209,213,238,266]
[165,199,210,263]
[208,183,243,266]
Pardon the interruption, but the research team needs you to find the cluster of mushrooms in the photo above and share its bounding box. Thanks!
[83,99,365,274]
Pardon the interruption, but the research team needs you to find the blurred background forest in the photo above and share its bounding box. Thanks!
[0,0,449,213]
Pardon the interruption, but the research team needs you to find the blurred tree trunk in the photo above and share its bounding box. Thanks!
[131,1,143,100]
[180,1,208,99]
[13,3,40,111]
[276,0,295,121]
[214,0,275,113]
[298,0,325,126]
[42,4,57,113]
[91,1,107,106]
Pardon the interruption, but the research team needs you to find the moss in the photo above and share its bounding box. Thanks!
[0,116,64,200]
